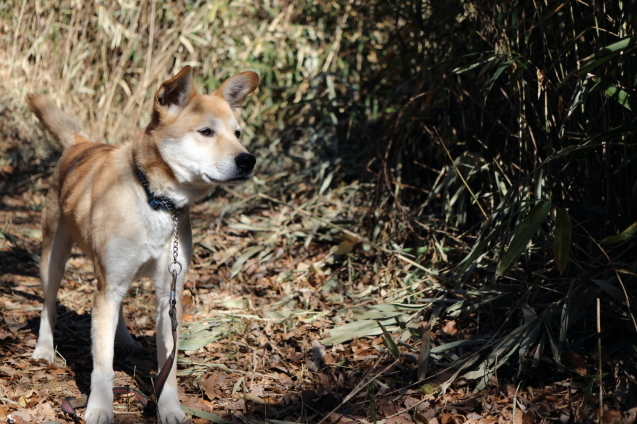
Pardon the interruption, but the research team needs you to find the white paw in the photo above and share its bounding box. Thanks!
[158,411,190,424]
[85,384,114,424]
[84,408,114,424]
[32,345,55,364]
[158,401,187,424]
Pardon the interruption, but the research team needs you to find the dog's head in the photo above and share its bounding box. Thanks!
[148,66,259,187]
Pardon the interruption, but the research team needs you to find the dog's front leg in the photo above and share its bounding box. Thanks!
[154,213,192,424]
[155,284,185,423]
[85,266,132,424]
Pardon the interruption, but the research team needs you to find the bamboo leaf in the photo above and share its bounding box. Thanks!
[456,225,502,276]
[452,54,496,74]
[445,293,507,318]
[179,328,224,351]
[322,316,405,346]
[591,279,625,303]
[541,311,562,367]
[559,290,571,350]
[601,222,637,244]
[462,322,533,390]
[232,377,244,395]
[430,339,488,353]
[378,321,400,358]
[554,207,571,274]
[319,170,334,195]
[181,406,230,423]
[368,381,377,424]
[559,74,595,138]
[221,299,249,309]
[496,200,551,277]
[579,35,637,74]
[484,58,515,102]
[230,245,266,277]
[401,246,429,255]
[593,77,637,112]
[516,319,542,378]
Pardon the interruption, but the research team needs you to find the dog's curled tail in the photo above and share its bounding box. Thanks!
[27,94,87,149]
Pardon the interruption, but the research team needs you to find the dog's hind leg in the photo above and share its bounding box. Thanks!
[115,304,142,353]
[33,189,73,364]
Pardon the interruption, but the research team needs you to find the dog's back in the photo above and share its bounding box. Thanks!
[27,95,88,148]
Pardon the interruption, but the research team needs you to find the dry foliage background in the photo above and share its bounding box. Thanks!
[2,0,637,423]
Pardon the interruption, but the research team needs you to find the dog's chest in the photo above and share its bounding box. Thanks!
[143,210,175,250]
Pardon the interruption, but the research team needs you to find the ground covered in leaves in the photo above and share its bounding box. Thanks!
[0,163,635,424]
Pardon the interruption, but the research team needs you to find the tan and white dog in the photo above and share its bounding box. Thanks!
[28,66,258,424]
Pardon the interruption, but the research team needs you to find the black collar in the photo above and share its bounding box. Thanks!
[134,166,183,214]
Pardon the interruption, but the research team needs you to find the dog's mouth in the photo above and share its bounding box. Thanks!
[203,173,251,184]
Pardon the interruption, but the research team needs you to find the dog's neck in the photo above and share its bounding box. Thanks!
[134,166,183,214]
[132,132,212,209]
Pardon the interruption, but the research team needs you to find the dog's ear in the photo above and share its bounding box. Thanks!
[216,71,259,110]
[155,66,195,115]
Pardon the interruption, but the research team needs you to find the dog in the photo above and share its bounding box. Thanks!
[28,66,259,424]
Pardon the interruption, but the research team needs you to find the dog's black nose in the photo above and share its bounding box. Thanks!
[235,153,256,172]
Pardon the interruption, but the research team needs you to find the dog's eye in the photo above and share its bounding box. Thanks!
[235,130,242,138]
[198,128,214,137]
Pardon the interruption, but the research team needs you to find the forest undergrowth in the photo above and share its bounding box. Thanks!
[1,1,637,423]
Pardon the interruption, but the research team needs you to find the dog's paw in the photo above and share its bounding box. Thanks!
[84,408,114,424]
[32,345,55,364]
[158,401,188,424]
[115,328,143,353]
[158,410,189,424]
[116,338,143,354]
[85,386,114,424]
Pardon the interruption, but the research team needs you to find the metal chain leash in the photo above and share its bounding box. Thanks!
[168,212,182,280]
[167,211,181,334]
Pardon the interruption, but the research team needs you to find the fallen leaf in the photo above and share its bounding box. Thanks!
[381,402,402,417]
[404,396,423,409]
[601,410,622,424]
[524,411,538,424]
[420,384,438,395]
[324,413,355,423]
[561,351,587,376]
[311,339,326,370]
[30,402,57,421]
[9,409,32,423]
[330,239,358,255]
[0,328,13,340]
[415,411,428,423]
[200,373,221,400]
[441,320,457,335]
[0,366,16,377]
[387,414,415,424]
[244,393,267,404]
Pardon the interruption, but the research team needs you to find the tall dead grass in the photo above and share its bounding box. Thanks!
[1,0,357,176]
